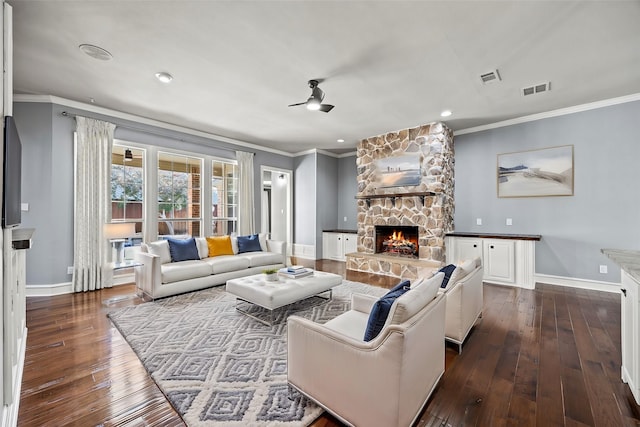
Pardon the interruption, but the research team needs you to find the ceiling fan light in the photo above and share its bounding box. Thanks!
[306,99,321,110]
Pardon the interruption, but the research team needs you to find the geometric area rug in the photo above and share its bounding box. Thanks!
[107,280,386,427]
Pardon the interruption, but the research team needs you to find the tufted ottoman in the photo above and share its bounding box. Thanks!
[226,271,343,325]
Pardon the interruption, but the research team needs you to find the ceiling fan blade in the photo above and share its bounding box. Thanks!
[288,102,307,107]
[318,104,334,113]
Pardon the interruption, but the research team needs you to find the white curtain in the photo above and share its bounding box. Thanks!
[237,151,255,235]
[73,117,116,292]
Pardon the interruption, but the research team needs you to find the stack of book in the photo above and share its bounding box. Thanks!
[278,265,313,279]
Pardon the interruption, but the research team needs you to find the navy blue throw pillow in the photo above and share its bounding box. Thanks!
[167,238,200,262]
[237,234,262,253]
[438,264,457,288]
[363,280,411,342]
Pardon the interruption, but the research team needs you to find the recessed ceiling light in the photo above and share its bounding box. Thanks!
[79,44,112,61]
[155,72,173,83]
[337,139,345,143]
[440,110,452,117]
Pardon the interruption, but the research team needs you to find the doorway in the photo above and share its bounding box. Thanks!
[260,166,292,258]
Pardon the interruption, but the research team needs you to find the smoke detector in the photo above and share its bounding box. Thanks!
[480,69,501,84]
[522,82,551,96]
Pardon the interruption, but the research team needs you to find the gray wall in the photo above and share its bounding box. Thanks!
[337,155,357,230]
[15,101,293,285]
[316,153,339,258]
[454,100,640,283]
[293,153,316,247]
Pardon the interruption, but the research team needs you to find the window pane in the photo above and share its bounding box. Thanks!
[211,159,238,236]
[111,146,145,244]
[158,152,202,238]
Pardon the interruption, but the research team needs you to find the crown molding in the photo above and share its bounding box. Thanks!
[13,94,296,157]
[455,92,640,136]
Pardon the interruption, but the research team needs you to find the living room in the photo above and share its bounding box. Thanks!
[3,1,640,426]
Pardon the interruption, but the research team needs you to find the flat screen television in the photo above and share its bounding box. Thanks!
[2,115,22,228]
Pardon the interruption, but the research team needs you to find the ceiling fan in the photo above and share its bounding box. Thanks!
[288,79,334,113]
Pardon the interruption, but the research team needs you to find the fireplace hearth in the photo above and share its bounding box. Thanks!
[375,225,419,258]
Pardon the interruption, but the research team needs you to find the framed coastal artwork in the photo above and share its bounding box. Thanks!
[374,152,422,188]
[497,145,574,198]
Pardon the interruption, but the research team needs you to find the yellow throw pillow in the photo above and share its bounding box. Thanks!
[206,236,234,257]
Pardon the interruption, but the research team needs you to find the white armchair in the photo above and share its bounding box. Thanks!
[439,257,483,352]
[287,273,446,427]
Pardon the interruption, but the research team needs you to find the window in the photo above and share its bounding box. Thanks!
[212,159,238,235]
[158,152,202,237]
[110,146,144,245]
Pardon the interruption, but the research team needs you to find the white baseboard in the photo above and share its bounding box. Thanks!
[534,273,620,293]
[292,243,316,260]
[26,282,73,297]
[26,274,134,297]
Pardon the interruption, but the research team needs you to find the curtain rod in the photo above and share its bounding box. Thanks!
[60,111,254,155]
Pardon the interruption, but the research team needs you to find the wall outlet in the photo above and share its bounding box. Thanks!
[599,265,608,274]
[67,266,74,275]
[344,216,347,222]
[476,218,482,226]
[506,218,513,226]
[21,203,29,212]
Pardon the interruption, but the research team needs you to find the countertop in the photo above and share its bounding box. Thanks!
[446,231,541,241]
[323,229,357,234]
[602,248,640,282]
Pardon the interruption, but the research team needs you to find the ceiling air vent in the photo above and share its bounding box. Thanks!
[522,82,551,96]
[480,69,501,84]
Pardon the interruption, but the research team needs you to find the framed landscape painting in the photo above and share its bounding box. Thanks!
[497,145,574,198]
[374,153,422,188]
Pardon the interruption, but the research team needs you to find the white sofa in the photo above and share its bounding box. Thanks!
[287,272,446,427]
[439,257,483,352]
[134,235,286,299]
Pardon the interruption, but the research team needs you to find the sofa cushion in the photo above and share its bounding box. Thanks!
[444,259,477,291]
[240,251,283,268]
[147,240,171,264]
[230,232,239,254]
[389,272,444,325]
[167,238,200,262]
[324,309,371,341]
[205,255,250,274]
[206,235,234,257]
[195,237,208,259]
[438,264,457,288]
[258,233,268,251]
[161,260,213,284]
[237,234,262,253]
[363,280,411,342]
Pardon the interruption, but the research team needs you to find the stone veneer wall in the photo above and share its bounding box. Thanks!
[348,122,454,277]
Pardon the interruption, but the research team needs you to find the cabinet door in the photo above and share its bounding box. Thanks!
[322,233,342,260]
[483,239,515,283]
[454,238,483,263]
[343,233,357,256]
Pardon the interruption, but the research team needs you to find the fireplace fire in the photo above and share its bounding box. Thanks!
[375,225,419,258]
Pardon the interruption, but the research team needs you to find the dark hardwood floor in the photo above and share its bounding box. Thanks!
[18,260,640,426]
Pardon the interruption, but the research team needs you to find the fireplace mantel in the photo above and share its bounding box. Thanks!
[355,191,437,208]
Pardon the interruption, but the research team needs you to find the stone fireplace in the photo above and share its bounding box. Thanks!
[346,122,454,279]
[375,225,419,258]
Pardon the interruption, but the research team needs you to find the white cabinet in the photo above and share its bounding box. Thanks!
[621,270,640,405]
[446,234,537,289]
[323,232,357,261]
[483,240,515,283]
[454,238,482,262]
